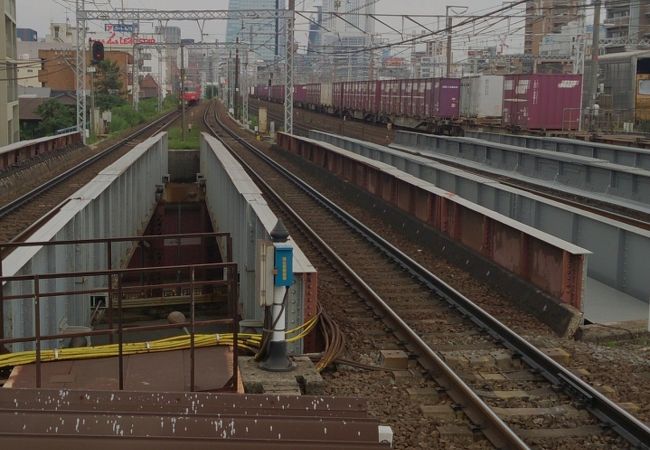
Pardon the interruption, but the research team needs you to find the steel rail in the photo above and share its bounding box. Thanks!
[202,103,529,449]
[204,102,650,449]
[0,109,181,221]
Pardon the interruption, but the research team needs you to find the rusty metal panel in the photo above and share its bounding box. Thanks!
[527,238,565,302]
[413,189,430,222]
[457,208,484,252]
[0,388,386,449]
[491,223,524,275]
[0,131,81,171]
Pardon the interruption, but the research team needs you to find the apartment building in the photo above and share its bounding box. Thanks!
[0,0,19,145]
[604,0,650,53]
[524,0,584,57]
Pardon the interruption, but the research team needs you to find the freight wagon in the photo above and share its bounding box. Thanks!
[252,73,583,133]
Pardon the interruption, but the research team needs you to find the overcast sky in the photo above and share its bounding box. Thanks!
[16,0,530,54]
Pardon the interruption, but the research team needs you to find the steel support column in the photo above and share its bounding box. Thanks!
[284,0,295,134]
[76,0,87,143]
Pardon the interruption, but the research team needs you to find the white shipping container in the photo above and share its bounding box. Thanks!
[460,77,473,117]
[320,82,333,106]
[460,75,504,118]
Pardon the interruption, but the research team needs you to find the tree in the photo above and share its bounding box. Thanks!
[95,60,126,111]
[34,99,75,138]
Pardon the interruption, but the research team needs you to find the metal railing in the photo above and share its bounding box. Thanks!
[0,233,239,392]
[563,107,637,133]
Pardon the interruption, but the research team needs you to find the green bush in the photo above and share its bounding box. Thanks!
[168,126,200,149]
[101,96,179,136]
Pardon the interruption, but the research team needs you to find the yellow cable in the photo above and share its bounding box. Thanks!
[0,314,320,368]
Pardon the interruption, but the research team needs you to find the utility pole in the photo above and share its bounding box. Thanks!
[243,33,250,128]
[275,0,280,56]
[90,67,96,136]
[285,0,295,134]
[589,0,601,126]
[181,43,186,141]
[235,37,240,121]
[75,0,87,143]
[446,10,452,77]
[445,5,468,78]
[157,48,163,112]
[133,45,140,111]
[368,35,375,80]
[228,50,234,112]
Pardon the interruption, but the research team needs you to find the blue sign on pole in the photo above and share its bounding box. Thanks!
[105,23,138,33]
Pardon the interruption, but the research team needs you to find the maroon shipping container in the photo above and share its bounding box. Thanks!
[255,85,269,99]
[502,74,582,130]
[271,85,285,102]
[294,84,307,103]
[344,80,378,113]
[431,78,460,119]
[305,83,321,106]
[379,79,402,116]
[401,78,430,118]
[333,82,343,109]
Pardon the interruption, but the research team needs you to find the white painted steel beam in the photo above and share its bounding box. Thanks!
[199,133,315,354]
[2,133,169,351]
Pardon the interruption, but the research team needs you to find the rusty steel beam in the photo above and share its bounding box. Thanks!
[278,133,588,310]
[0,131,82,172]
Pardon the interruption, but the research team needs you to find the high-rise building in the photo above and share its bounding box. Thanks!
[321,0,375,39]
[225,0,285,63]
[156,26,182,94]
[307,6,322,54]
[1,0,19,145]
[16,28,37,42]
[320,0,376,81]
[603,0,650,53]
[524,0,584,57]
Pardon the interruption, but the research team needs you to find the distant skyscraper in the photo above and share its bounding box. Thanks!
[226,0,285,62]
[307,6,322,54]
[320,0,376,81]
[321,0,375,41]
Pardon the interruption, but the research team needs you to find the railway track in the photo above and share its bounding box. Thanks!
[206,100,650,449]
[0,109,184,244]
[249,100,650,230]
[249,98,393,145]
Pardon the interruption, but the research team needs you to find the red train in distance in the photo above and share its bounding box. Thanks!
[182,81,201,106]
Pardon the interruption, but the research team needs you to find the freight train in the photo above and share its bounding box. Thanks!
[252,74,584,134]
[182,81,201,106]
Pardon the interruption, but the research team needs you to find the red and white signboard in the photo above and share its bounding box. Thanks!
[95,33,157,47]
